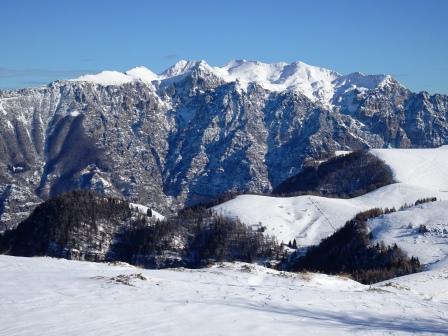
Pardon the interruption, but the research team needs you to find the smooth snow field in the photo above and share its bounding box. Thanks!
[214,146,448,249]
[1,255,447,336]
[371,146,448,191]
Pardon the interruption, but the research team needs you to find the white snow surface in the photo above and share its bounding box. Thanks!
[371,146,448,191]
[1,255,447,335]
[214,146,448,248]
[71,59,392,105]
[126,66,159,83]
[75,71,134,86]
[214,184,445,246]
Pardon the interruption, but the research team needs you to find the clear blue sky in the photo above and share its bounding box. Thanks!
[1,0,447,93]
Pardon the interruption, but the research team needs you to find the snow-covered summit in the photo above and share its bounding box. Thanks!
[160,59,211,78]
[72,66,158,86]
[126,66,158,83]
[71,59,398,105]
[216,60,395,105]
[74,70,135,86]
[218,60,339,102]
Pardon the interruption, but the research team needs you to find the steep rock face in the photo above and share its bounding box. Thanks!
[1,60,448,229]
[336,80,448,147]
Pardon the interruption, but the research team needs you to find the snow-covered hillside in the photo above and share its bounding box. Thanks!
[214,184,444,246]
[1,255,447,335]
[371,146,448,191]
[214,146,448,249]
[369,201,448,266]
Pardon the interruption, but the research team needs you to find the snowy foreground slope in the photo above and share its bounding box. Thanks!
[1,255,447,336]
[214,146,448,248]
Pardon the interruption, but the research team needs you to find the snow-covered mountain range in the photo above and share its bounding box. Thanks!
[73,60,393,107]
[1,59,448,229]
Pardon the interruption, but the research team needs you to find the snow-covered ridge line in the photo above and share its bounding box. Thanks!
[71,59,396,105]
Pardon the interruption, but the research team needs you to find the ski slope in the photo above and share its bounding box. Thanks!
[214,146,448,247]
[0,255,447,336]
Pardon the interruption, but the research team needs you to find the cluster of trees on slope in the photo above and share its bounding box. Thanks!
[273,151,394,198]
[120,207,282,268]
[0,190,133,259]
[0,190,281,268]
[283,208,422,284]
